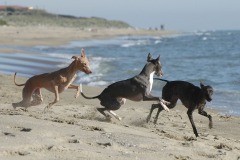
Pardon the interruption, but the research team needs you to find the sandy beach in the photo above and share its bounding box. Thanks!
[0,74,240,160]
[0,26,177,49]
[0,26,240,160]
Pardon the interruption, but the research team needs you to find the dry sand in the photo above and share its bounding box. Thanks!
[0,26,177,49]
[0,26,240,160]
[0,74,240,160]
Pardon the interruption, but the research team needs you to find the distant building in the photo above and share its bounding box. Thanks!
[0,5,33,16]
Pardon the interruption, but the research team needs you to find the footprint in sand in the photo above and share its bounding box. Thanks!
[20,127,32,132]
[12,126,32,132]
[2,150,30,156]
[214,143,232,151]
[3,132,16,137]
[68,139,80,143]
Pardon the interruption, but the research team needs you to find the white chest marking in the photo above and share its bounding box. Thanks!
[148,71,155,93]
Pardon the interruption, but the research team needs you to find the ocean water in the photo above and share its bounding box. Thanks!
[0,30,240,116]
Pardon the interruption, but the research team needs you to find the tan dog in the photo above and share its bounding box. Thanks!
[12,48,92,111]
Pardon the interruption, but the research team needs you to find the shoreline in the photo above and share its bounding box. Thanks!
[0,26,178,53]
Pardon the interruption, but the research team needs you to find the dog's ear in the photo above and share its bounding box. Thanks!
[147,53,153,62]
[156,55,160,61]
[81,48,85,58]
[71,56,78,60]
[200,82,205,89]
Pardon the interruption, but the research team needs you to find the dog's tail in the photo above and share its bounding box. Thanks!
[153,78,169,83]
[80,84,99,99]
[13,73,25,86]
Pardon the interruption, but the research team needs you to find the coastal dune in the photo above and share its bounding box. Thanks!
[0,26,240,160]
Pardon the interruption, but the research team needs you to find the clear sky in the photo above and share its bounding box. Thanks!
[1,0,240,31]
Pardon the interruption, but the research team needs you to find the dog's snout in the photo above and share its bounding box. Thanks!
[87,70,92,74]
[207,97,212,102]
[156,71,163,77]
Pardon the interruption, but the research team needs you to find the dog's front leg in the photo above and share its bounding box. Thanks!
[68,84,80,98]
[44,84,59,112]
[198,107,213,129]
[143,93,170,112]
[187,109,199,137]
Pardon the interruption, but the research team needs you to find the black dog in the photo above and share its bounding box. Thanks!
[146,78,213,137]
[80,53,170,120]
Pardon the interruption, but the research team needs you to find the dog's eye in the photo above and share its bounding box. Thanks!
[208,90,213,94]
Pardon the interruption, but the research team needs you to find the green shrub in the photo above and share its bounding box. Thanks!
[0,19,8,26]
[2,10,131,28]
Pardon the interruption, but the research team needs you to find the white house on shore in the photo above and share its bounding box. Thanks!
[0,5,34,16]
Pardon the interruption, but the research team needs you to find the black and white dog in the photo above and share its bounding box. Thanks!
[80,53,170,120]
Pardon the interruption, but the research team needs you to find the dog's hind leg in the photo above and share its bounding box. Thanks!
[97,108,112,120]
[146,104,160,123]
[108,110,122,121]
[12,100,30,110]
[12,87,32,109]
[31,88,43,106]
[154,105,164,124]
[198,107,213,129]
[155,100,178,124]
[98,98,122,120]
[187,108,199,137]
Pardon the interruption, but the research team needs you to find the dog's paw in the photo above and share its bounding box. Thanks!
[75,92,80,98]
[43,106,50,113]
[105,115,112,122]
[153,117,159,124]
[12,103,18,109]
[117,116,122,121]
[146,115,150,123]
